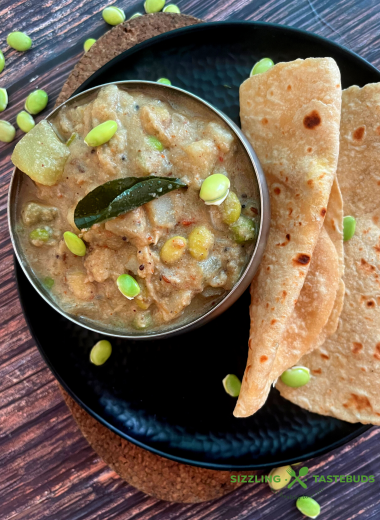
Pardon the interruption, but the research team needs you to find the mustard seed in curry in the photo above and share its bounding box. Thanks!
[13,85,259,333]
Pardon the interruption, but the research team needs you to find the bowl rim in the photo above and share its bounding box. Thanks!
[8,80,270,339]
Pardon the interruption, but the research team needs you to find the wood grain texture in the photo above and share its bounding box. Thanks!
[1,0,380,519]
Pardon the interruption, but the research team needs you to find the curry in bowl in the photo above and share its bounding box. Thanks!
[11,83,261,334]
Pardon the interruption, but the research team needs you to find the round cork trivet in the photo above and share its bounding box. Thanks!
[62,390,246,503]
[56,13,252,503]
[56,13,202,106]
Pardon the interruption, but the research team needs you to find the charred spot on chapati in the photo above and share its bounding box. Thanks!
[353,126,365,140]
[303,110,321,129]
[293,253,311,265]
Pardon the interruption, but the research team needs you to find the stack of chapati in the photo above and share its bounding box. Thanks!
[277,84,380,424]
[236,58,380,425]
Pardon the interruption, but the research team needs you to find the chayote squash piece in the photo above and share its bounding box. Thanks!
[11,120,70,186]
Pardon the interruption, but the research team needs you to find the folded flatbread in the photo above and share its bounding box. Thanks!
[235,58,341,417]
[319,178,345,337]
[271,214,342,379]
[277,84,380,425]
[271,178,345,379]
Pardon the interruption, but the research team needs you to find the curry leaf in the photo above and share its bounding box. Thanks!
[74,176,187,229]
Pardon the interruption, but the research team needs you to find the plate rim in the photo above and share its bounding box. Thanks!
[17,20,377,470]
[74,20,380,97]
[14,263,372,470]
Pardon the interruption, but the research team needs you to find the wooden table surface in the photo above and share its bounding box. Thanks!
[1,0,380,519]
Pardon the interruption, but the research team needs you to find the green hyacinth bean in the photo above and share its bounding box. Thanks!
[7,31,32,51]
[117,274,140,300]
[200,174,230,205]
[25,90,48,115]
[84,38,96,52]
[157,77,171,85]
[90,340,112,366]
[250,57,274,76]
[102,6,126,25]
[222,374,241,397]
[43,277,55,289]
[128,12,143,19]
[296,496,321,518]
[230,215,256,244]
[17,111,35,133]
[116,274,140,300]
[343,215,356,241]
[163,4,180,12]
[144,0,166,13]
[221,191,241,225]
[268,466,293,491]
[160,236,187,264]
[84,120,118,147]
[30,227,51,244]
[147,135,164,151]
[280,366,310,388]
[188,226,214,261]
[0,88,8,112]
[0,120,16,143]
[64,231,87,256]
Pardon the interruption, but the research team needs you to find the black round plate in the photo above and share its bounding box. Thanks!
[17,22,377,470]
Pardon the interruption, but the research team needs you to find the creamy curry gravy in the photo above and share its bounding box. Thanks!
[17,85,259,333]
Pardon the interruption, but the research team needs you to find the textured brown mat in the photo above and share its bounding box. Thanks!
[56,13,202,106]
[57,13,251,503]
[62,391,246,503]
